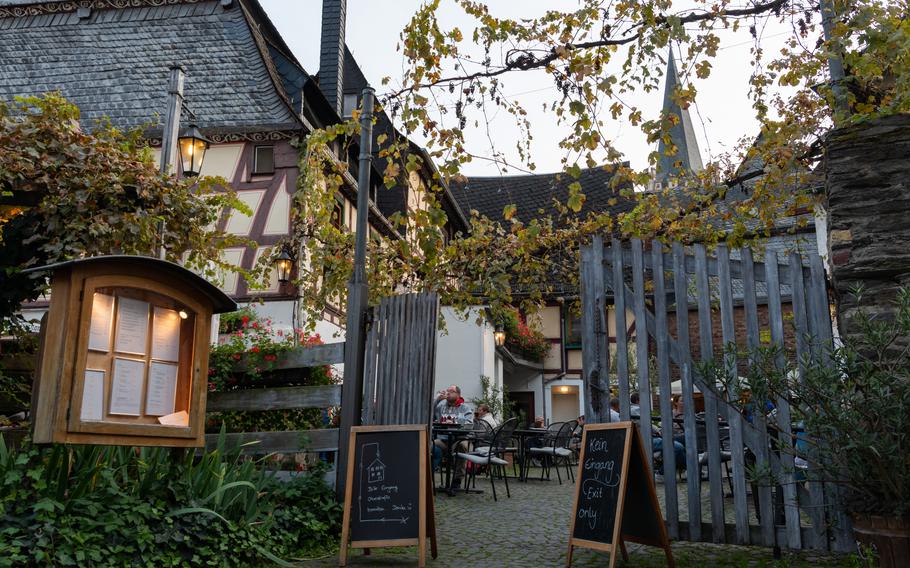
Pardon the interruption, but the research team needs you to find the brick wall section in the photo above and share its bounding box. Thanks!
[826,113,910,335]
[658,303,798,375]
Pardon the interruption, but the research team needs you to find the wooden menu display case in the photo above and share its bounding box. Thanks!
[25,256,236,447]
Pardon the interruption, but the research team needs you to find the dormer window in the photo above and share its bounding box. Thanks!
[342,93,358,118]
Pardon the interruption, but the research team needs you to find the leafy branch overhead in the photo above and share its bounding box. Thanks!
[289,0,908,321]
[0,94,252,318]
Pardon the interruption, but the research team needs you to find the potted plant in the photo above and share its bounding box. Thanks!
[703,288,910,567]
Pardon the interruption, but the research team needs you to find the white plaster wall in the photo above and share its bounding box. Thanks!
[243,300,345,377]
[551,391,580,423]
[543,377,585,425]
[434,306,496,406]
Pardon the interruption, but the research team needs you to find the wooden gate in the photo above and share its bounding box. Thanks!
[361,292,440,426]
[580,236,853,552]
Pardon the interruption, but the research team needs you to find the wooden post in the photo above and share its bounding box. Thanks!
[158,64,185,259]
[336,87,375,502]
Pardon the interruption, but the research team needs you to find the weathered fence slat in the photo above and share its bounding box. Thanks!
[630,239,654,472]
[362,304,379,425]
[260,342,345,370]
[694,243,725,542]
[578,244,603,422]
[790,251,828,550]
[611,238,631,421]
[765,252,803,550]
[582,236,610,423]
[207,385,341,412]
[652,240,679,538]
[741,247,776,548]
[717,244,750,544]
[205,429,340,454]
[673,242,702,539]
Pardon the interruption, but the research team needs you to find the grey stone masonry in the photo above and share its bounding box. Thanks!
[826,113,910,333]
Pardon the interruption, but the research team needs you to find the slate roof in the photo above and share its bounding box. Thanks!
[328,46,470,234]
[449,166,636,225]
[0,0,301,132]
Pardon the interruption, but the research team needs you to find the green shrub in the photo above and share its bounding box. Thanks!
[0,432,342,567]
[699,287,910,518]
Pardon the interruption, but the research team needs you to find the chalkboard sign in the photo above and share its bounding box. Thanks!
[339,425,437,567]
[566,422,674,568]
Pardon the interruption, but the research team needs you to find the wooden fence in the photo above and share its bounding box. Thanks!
[580,236,853,552]
[361,292,440,426]
[205,292,441,481]
[205,341,345,479]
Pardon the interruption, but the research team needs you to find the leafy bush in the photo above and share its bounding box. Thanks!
[0,432,341,567]
[701,287,910,518]
[470,375,517,422]
[0,94,249,321]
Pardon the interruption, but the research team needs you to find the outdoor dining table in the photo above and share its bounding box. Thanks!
[431,422,483,496]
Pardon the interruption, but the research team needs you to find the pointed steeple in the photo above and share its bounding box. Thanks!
[656,49,703,184]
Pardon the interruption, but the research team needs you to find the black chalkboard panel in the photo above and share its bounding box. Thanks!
[621,433,665,543]
[349,429,421,542]
[572,426,627,543]
[567,423,674,568]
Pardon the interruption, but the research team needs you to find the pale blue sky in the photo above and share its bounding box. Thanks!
[260,1,797,175]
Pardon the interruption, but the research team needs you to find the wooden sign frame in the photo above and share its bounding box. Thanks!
[25,256,235,447]
[566,422,674,568]
[338,424,437,567]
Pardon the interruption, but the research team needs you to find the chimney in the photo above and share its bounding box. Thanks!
[319,0,346,116]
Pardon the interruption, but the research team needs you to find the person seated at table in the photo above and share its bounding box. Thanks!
[609,397,622,422]
[569,415,585,451]
[652,427,686,476]
[527,415,547,455]
[433,385,473,488]
[630,392,641,419]
[476,403,499,429]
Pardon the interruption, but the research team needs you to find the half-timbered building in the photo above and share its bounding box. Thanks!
[0,0,467,339]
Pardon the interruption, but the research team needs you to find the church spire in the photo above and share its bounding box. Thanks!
[656,49,703,184]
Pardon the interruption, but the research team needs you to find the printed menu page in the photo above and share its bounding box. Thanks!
[109,357,144,416]
[145,361,178,416]
[80,369,105,421]
[151,307,181,362]
[88,293,115,352]
[114,297,149,355]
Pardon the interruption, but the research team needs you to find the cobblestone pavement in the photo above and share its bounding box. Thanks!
[302,470,858,568]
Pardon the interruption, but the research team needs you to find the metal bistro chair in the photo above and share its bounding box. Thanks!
[528,421,576,484]
[457,417,518,501]
[697,422,734,496]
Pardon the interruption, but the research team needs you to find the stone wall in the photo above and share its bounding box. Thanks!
[826,113,910,332]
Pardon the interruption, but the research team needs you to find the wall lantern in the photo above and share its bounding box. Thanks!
[494,322,506,347]
[178,124,210,177]
[274,247,294,284]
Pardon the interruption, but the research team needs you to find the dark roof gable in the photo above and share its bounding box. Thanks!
[0,0,302,132]
[450,167,635,225]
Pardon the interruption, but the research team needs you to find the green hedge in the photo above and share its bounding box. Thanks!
[0,433,341,567]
